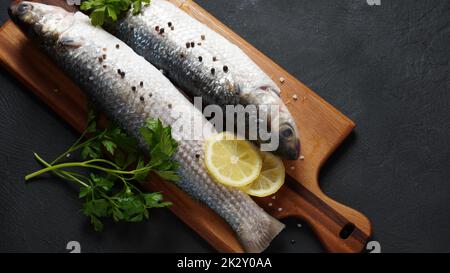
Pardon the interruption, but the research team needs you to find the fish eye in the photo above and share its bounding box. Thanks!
[281,126,293,138]
[18,3,32,15]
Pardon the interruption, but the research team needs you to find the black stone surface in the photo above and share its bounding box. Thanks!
[0,0,449,253]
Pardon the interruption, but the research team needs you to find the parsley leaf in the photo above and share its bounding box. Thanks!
[101,140,117,155]
[81,0,152,26]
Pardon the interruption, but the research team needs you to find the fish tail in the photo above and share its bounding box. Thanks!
[239,214,285,253]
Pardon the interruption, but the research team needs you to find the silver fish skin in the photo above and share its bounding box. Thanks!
[9,2,285,253]
[107,0,301,160]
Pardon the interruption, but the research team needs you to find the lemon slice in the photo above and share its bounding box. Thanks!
[205,132,262,187]
[242,152,285,197]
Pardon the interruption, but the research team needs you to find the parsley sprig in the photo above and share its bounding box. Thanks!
[80,0,151,26]
[25,111,179,231]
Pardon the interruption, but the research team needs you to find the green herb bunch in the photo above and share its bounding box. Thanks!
[25,111,179,231]
[80,0,151,26]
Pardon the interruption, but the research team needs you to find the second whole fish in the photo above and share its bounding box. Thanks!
[106,0,301,160]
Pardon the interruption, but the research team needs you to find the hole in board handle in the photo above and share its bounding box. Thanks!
[339,223,355,239]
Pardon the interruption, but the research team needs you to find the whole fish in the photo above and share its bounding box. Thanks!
[9,2,284,253]
[106,0,301,160]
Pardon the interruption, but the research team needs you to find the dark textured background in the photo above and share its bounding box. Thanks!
[0,0,449,253]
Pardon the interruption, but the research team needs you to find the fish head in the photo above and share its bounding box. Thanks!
[9,2,74,45]
[241,86,301,160]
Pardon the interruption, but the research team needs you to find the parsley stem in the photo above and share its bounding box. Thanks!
[50,133,101,165]
[25,160,150,181]
[50,130,87,165]
[33,153,91,188]
[88,158,122,170]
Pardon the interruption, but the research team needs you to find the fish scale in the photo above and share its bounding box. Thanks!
[107,0,301,160]
[9,2,285,253]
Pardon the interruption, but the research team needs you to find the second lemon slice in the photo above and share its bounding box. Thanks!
[205,132,262,187]
[241,152,285,197]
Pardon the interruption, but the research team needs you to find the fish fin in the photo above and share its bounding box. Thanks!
[58,36,83,48]
[240,214,285,253]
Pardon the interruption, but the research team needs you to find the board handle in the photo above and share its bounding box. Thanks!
[255,182,372,253]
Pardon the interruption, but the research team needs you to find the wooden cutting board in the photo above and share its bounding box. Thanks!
[0,0,372,252]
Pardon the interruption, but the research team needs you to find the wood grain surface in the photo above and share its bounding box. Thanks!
[0,0,372,252]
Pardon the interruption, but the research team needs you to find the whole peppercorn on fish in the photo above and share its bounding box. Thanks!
[9,2,285,253]
[106,0,301,160]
